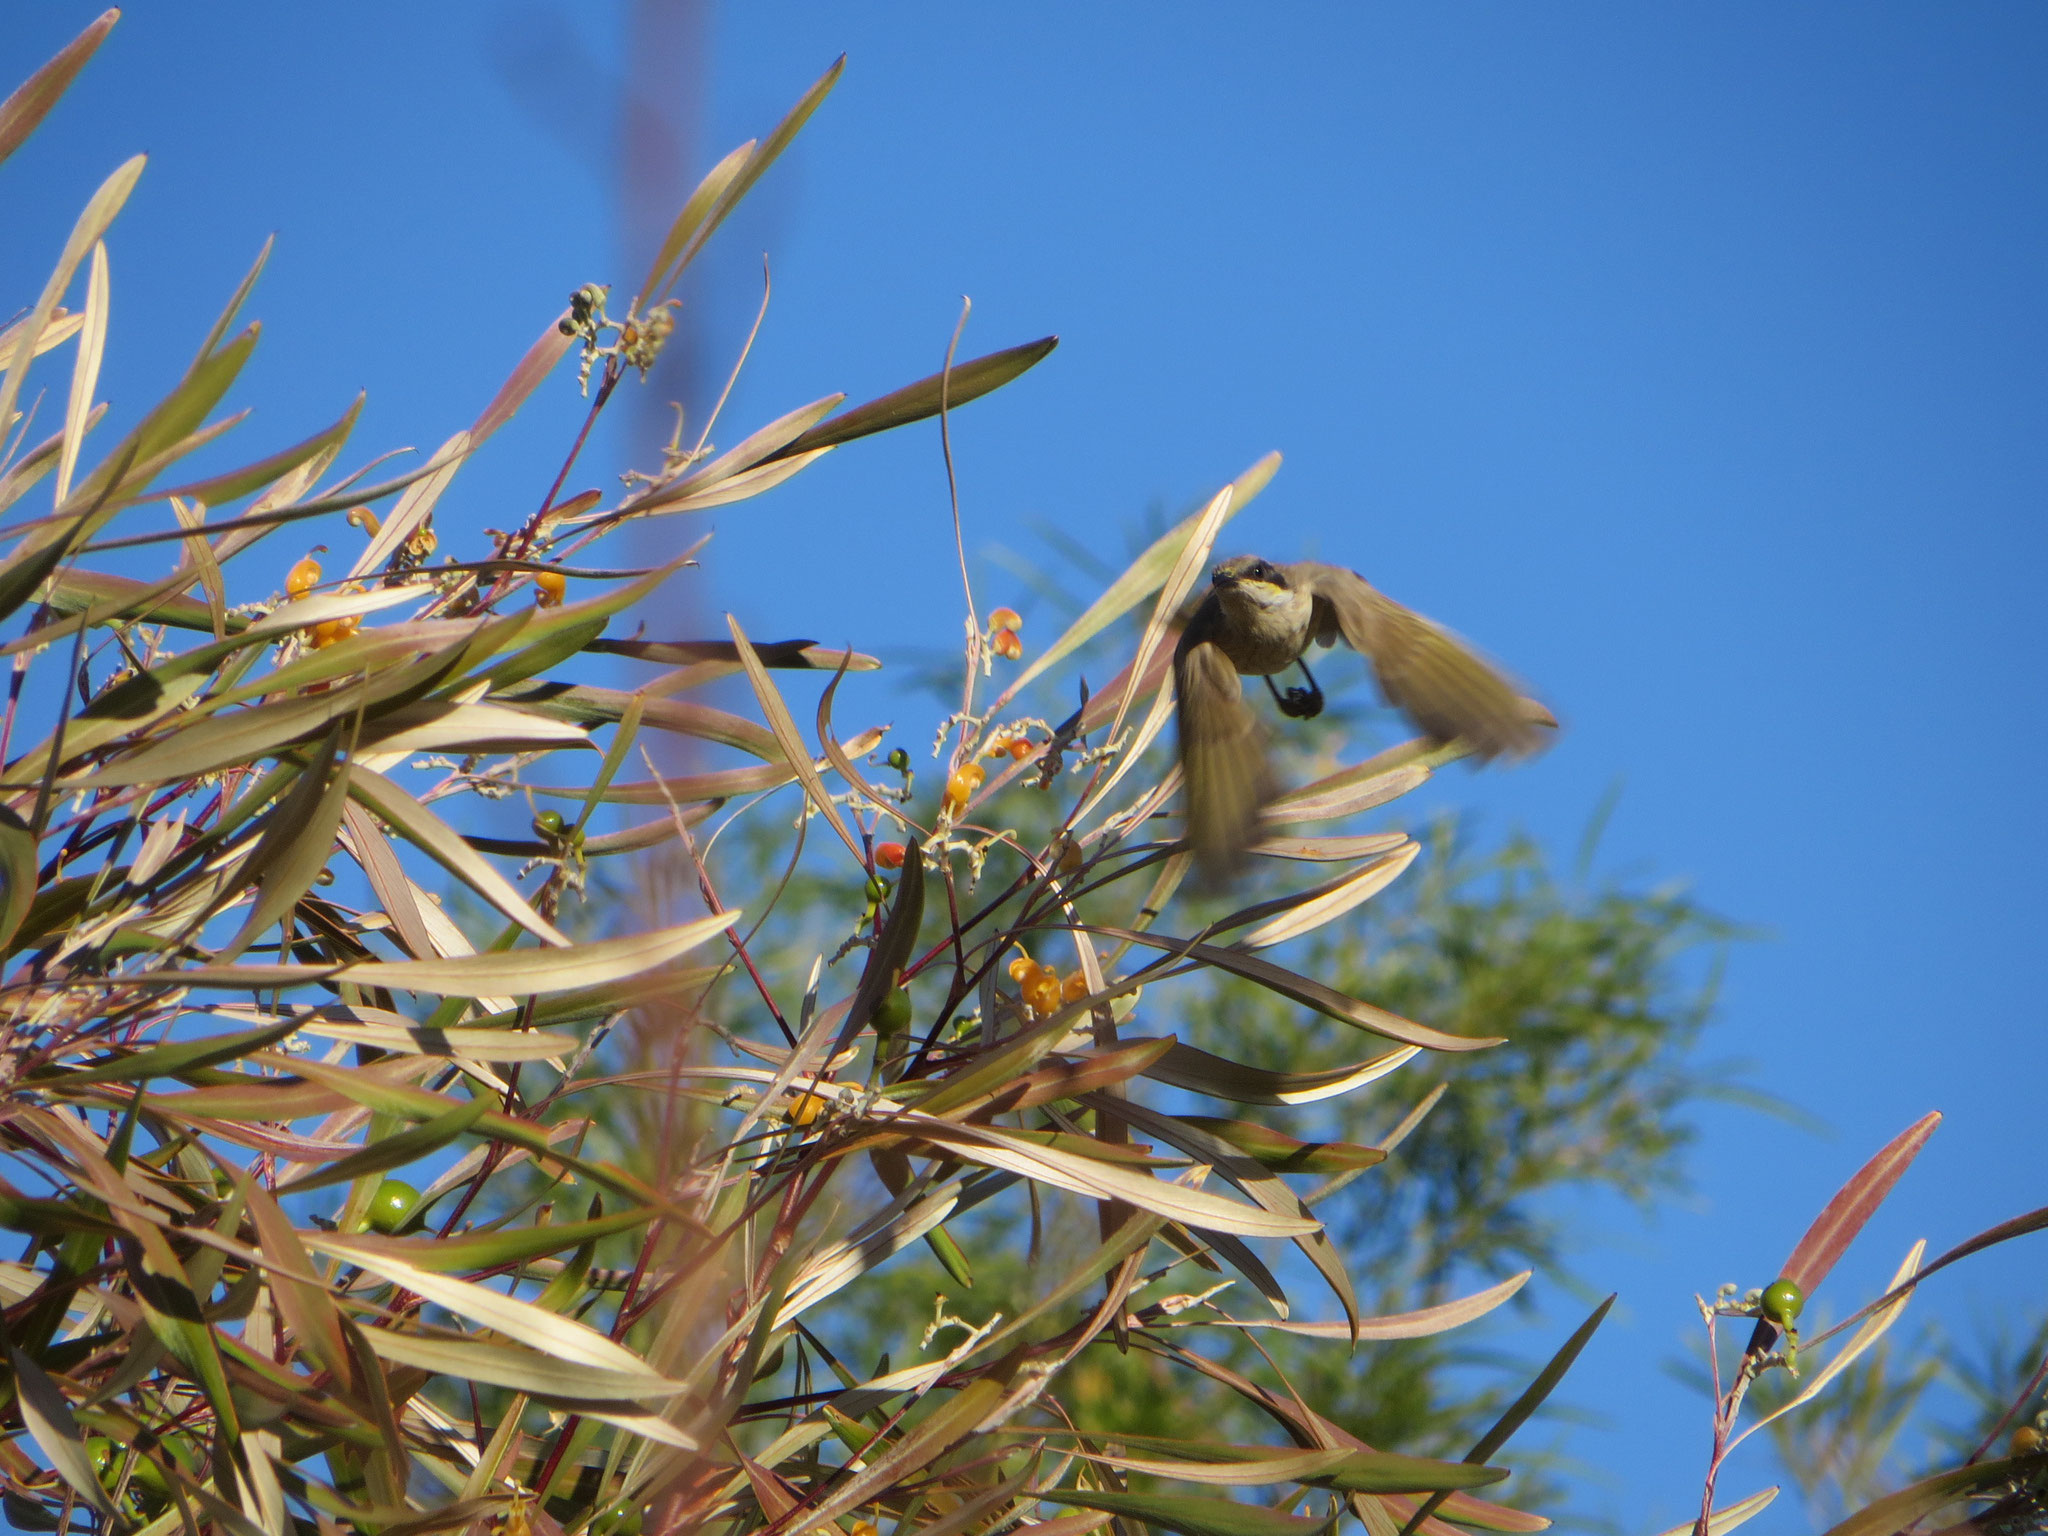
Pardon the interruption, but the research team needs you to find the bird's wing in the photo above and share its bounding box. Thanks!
[1292,562,1549,761]
[1175,615,1273,881]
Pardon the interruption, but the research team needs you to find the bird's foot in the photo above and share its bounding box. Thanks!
[1276,685,1324,720]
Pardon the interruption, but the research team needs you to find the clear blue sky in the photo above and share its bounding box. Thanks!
[7,6,2046,1530]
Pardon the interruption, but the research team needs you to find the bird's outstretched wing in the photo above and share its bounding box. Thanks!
[1174,619,1274,880]
[1292,562,1549,760]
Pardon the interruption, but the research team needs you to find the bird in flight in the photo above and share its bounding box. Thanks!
[1174,555,1551,879]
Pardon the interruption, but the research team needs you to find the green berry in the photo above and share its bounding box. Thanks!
[534,809,566,837]
[1760,1277,1804,1326]
[364,1178,422,1235]
[865,874,889,904]
[874,985,913,1035]
[886,748,911,773]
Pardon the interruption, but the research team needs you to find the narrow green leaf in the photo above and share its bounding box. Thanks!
[223,726,354,959]
[8,1345,113,1515]
[276,1098,486,1194]
[1175,1117,1388,1174]
[767,336,1057,463]
[1398,1294,1614,1536]
[1032,1489,1328,1536]
[1818,1459,2024,1536]
[30,1021,300,1087]
[651,57,844,302]
[1087,926,1502,1053]
[153,391,363,509]
[837,833,924,1050]
[729,614,859,860]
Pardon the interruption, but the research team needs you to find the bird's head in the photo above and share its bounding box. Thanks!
[1211,555,1288,592]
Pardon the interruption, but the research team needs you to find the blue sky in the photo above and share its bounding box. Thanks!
[7,6,2046,1529]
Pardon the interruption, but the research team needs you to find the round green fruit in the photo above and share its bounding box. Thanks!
[1760,1277,1804,1326]
[364,1178,422,1235]
[874,986,913,1035]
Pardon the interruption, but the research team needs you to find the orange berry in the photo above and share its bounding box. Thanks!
[286,556,322,599]
[989,607,1022,632]
[535,569,567,608]
[1022,969,1062,1016]
[1007,954,1036,983]
[874,841,906,871]
[991,628,1023,661]
[1062,971,1089,1003]
[310,615,359,649]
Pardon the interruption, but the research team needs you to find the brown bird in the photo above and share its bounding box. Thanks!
[1174,556,1550,879]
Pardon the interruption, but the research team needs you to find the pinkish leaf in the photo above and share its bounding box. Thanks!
[1781,1110,1940,1292]
[470,320,575,443]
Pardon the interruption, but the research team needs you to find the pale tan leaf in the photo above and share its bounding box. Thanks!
[53,239,107,508]
[287,1020,578,1059]
[1200,1272,1531,1341]
[0,154,145,459]
[1647,1487,1779,1536]
[1235,842,1418,950]
[989,451,1279,713]
[359,699,594,758]
[348,767,569,947]
[1734,1241,1926,1448]
[350,1326,675,1403]
[310,1236,679,1382]
[348,430,467,579]
[728,615,861,861]
[900,1115,1318,1238]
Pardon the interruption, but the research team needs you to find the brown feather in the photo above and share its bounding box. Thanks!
[1174,610,1274,881]
[1290,563,1546,760]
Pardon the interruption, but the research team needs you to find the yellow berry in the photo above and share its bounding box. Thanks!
[1062,971,1089,1003]
[535,569,567,607]
[286,556,322,599]
[989,607,1022,632]
[991,628,1023,661]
